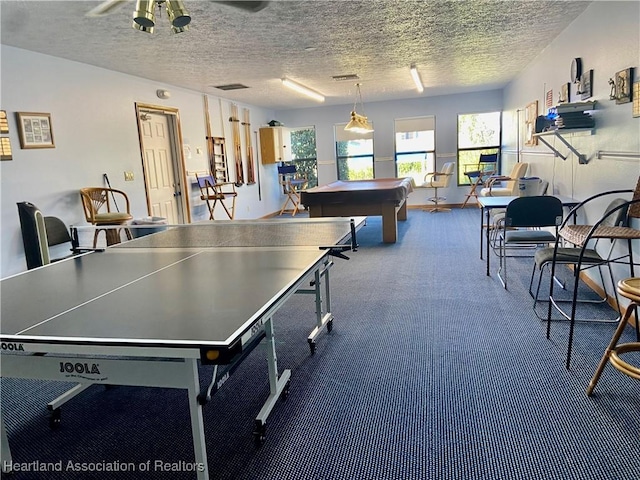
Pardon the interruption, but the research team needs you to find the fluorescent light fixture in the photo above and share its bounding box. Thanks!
[410,64,424,93]
[281,78,325,102]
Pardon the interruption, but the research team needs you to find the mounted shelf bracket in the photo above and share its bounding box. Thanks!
[533,128,594,165]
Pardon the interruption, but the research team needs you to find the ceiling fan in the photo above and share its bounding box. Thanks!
[86,0,269,34]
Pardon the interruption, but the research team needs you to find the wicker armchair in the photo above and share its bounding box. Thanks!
[79,187,133,247]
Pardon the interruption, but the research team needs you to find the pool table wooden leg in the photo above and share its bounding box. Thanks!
[397,199,408,221]
[381,203,398,243]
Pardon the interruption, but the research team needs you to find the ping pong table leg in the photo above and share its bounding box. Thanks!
[1,417,13,473]
[253,317,291,445]
[185,358,209,480]
[304,264,334,354]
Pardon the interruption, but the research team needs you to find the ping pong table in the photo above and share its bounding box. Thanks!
[0,217,363,479]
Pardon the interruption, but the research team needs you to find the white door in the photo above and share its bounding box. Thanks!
[139,111,183,224]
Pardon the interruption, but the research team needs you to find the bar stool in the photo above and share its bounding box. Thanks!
[587,277,640,395]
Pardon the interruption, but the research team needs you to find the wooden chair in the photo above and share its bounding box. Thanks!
[480,162,529,197]
[587,277,640,395]
[278,164,308,216]
[422,162,454,212]
[195,172,237,220]
[79,187,133,247]
[461,153,498,208]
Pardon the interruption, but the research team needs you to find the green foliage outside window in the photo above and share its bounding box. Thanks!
[457,112,501,185]
[290,128,318,188]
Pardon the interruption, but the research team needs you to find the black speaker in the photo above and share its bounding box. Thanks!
[17,201,48,269]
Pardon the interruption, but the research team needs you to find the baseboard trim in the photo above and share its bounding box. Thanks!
[409,203,469,210]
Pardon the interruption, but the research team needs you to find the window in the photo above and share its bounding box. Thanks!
[335,123,374,180]
[394,116,435,185]
[289,126,318,188]
[457,112,501,185]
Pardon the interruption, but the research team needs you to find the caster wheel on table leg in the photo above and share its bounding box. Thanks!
[48,408,61,430]
[253,421,266,447]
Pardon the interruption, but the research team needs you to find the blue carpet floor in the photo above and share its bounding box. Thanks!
[1,208,639,479]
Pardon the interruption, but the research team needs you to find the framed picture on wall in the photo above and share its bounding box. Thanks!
[0,111,8,134]
[524,100,538,146]
[579,70,593,100]
[615,67,633,104]
[633,82,640,118]
[16,112,55,149]
[559,83,570,104]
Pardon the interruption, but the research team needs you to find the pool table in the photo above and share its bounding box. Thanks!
[300,177,414,243]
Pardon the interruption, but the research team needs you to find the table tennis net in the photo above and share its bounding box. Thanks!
[72,218,358,249]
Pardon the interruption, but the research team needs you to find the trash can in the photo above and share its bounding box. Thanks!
[131,216,167,238]
[518,177,542,197]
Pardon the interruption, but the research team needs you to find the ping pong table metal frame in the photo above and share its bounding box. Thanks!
[0,219,358,479]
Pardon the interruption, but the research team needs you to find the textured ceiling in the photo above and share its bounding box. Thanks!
[0,0,591,110]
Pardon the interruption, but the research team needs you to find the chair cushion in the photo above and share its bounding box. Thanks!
[534,247,603,267]
[504,230,556,243]
[480,187,511,197]
[94,212,133,224]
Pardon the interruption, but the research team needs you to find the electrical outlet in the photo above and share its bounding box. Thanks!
[124,171,134,181]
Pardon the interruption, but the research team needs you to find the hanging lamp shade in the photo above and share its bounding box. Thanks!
[344,83,374,133]
[345,111,374,134]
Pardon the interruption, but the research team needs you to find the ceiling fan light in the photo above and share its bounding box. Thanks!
[132,21,154,33]
[166,1,191,28]
[171,24,190,34]
[132,0,156,28]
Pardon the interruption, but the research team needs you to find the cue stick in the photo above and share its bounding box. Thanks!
[243,108,256,185]
[102,173,120,212]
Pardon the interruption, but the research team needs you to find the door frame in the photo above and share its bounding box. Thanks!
[134,102,191,223]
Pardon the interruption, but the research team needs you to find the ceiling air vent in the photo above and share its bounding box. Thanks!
[332,74,360,81]
[214,84,249,91]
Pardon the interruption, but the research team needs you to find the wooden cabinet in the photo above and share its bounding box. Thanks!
[259,126,291,164]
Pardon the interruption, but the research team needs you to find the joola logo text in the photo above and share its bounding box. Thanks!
[59,362,101,375]
[1,342,24,351]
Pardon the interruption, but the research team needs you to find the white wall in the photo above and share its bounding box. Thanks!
[275,89,504,206]
[502,1,640,294]
[0,46,282,277]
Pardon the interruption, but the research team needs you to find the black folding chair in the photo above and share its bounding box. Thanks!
[497,196,563,289]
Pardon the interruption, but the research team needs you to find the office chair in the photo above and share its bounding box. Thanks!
[461,153,498,208]
[422,162,455,213]
[80,187,133,247]
[17,202,80,270]
[278,164,308,216]
[480,162,529,197]
[195,172,237,220]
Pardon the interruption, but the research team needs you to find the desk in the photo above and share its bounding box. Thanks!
[301,178,414,243]
[0,218,362,478]
[478,196,580,276]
